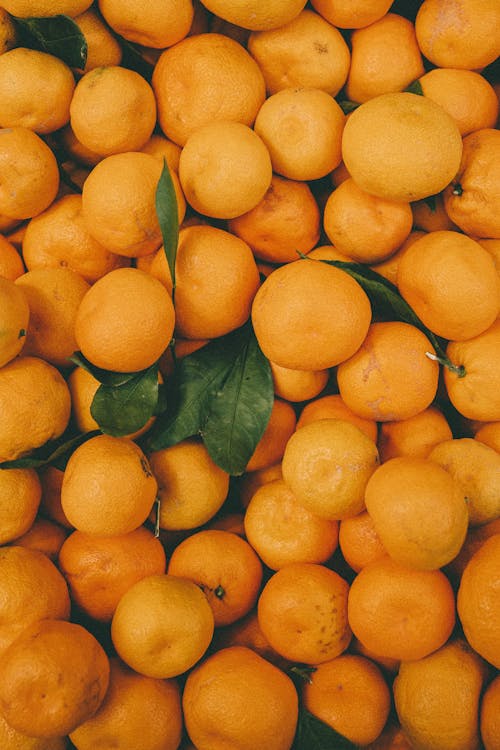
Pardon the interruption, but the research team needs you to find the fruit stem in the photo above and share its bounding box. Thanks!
[452,183,463,196]
[425,351,466,378]
[214,585,225,599]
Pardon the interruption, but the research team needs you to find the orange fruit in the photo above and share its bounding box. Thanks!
[173,224,260,339]
[257,562,351,664]
[0,711,67,750]
[443,128,500,239]
[12,517,68,563]
[377,406,453,462]
[415,0,500,70]
[457,534,500,669]
[478,238,500,278]
[211,610,288,669]
[345,13,424,104]
[72,7,123,72]
[269,361,329,403]
[244,478,339,569]
[61,434,158,536]
[363,722,413,750]
[69,657,183,750]
[0,8,16,55]
[370,230,425,286]
[167,529,263,625]
[152,32,266,146]
[140,133,182,173]
[0,127,59,220]
[38,465,72,529]
[195,0,307,30]
[445,518,500,586]
[303,654,391,746]
[238,461,283,508]
[411,192,458,233]
[111,573,214,678]
[58,526,167,622]
[149,438,230,530]
[0,0,93,16]
[429,437,500,526]
[253,87,345,181]
[282,418,380,520]
[183,645,298,750]
[0,276,29,367]
[323,177,413,263]
[98,0,194,48]
[0,545,70,658]
[0,234,25,281]
[251,258,372,371]
[178,120,272,219]
[338,511,387,573]
[0,619,109,738]
[365,456,469,570]
[70,65,157,157]
[296,393,378,442]
[22,194,128,283]
[347,556,456,661]
[341,92,463,202]
[475,422,500,453]
[74,267,175,372]
[0,467,41,546]
[310,0,392,29]
[394,638,488,750]
[245,397,296,472]
[0,356,71,462]
[481,674,500,750]
[247,8,350,96]
[307,244,353,262]
[228,173,321,264]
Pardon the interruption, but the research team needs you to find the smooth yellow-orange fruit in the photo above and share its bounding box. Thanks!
[0,234,25,281]
[0,0,93,17]
[310,0,392,29]
[377,406,453,462]
[72,7,123,72]
[0,468,41,546]
[0,276,29,368]
[481,674,500,750]
[98,0,194,49]
[196,0,307,30]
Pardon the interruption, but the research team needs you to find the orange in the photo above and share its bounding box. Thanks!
[16,267,90,368]
[347,556,456,661]
[397,230,500,341]
[443,128,500,239]
[251,258,372,371]
[149,438,230,530]
[0,545,70,658]
[303,654,391,746]
[140,133,182,173]
[0,8,16,55]
[98,0,193,48]
[0,234,25,281]
[0,468,41,545]
[394,638,488,750]
[0,356,71,462]
[72,7,123,71]
[111,573,214,678]
[345,13,424,104]
[0,48,74,134]
[475,422,500,453]
[228,173,320,264]
[152,32,266,146]
[245,397,296,472]
[183,645,298,750]
[0,0,93,15]
[70,65,157,157]
[173,224,260,339]
[12,517,68,562]
[0,712,67,750]
[74,267,175,372]
[341,92,463,202]
[419,68,499,137]
[244,478,339,569]
[38,465,72,529]
[445,518,500,586]
[350,637,400,677]
[238,461,283,508]
[369,230,425,286]
[247,9,350,96]
[338,511,387,573]
[58,526,167,622]
[365,456,469,570]
[207,511,245,536]
[0,276,29,367]
[0,619,109,738]
[61,434,158,536]
[0,127,59,220]
[296,393,378,442]
[22,194,128,283]
[377,406,453,462]
[257,562,351,664]
[269,361,329,402]
[310,0,392,29]
[178,120,272,219]
[411,193,458,233]
[415,0,500,70]
[323,177,413,263]
[211,610,288,669]
[478,238,500,278]
[81,152,166,257]
[429,437,500,526]
[363,722,412,750]
[253,87,345,181]
[282,418,380,520]
[69,657,183,750]
[443,319,500,422]
[195,0,307,30]
[457,534,500,668]
[307,244,353,262]
[167,529,263,625]
[481,674,500,750]
[337,321,440,422]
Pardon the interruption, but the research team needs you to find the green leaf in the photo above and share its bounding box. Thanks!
[0,430,100,471]
[405,79,424,95]
[90,363,160,437]
[156,160,179,291]
[69,352,140,387]
[293,708,358,750]
[116,35,154,81]
[337,99,360,114]
[145,322,274,475]
[13,14,87,68]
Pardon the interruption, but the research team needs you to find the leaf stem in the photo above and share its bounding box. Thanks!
[425,351,466,378]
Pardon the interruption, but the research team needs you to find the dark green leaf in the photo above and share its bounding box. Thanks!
[0,430,100,471]
[116,36,154,81]
[13,14,87,68]
[293,708,358,750]
[156,160,179,290]
[337,99,360,114]
[90,363,159,437]
[69,352,140,387]
[405,79,424,95]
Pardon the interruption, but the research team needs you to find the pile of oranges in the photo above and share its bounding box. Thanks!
[0,0,499,748]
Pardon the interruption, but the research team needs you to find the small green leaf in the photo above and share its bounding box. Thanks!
[90,363,159,437]
[156,160,179,291]
[116,35,154,81]
[0,430,100,471]
[69,352,140,387]
[337,99,360,114]
[13,14,87,68]
[293,708,358,750]
[405,79,424,95]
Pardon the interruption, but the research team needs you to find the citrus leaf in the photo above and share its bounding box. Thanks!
[293,708,358,750]
[90,363,159,437]
[156,160,179,291]
[0,429,100,471]
[13,14,87,68]
[405,79,424,95]
[116,35,154,81]
[69,352,140,387]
